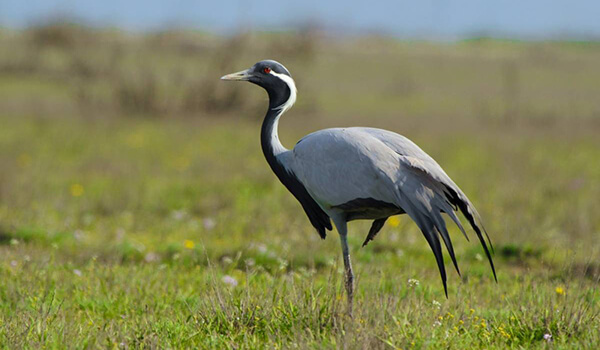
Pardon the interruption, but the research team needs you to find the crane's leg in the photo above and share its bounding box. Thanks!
[334,218,354,317]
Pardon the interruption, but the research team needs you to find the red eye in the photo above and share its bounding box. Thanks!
[263,67,271,74]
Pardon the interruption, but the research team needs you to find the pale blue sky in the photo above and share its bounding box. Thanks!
[1,0,599,40]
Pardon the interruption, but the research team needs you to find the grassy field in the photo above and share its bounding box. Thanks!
[1,26,600,348]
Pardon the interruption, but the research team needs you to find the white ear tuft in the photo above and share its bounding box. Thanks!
[270,71,297,113]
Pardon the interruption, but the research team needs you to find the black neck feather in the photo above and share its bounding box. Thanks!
[258,85,332,238]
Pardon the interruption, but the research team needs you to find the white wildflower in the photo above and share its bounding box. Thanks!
[432,300,442,309]
[144,252,159,263]
[256,244,267,254]
[543,333,552,342]
[73,229,85,241]
[171,210,187,221]
[203,218,216,230]
[73,269,82,276]
[222,275,238,287]
[408,278,420,287]
[278,258,288,271]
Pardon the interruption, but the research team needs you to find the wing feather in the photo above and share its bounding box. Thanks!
[360,128,496,285]
[362,217,388,247]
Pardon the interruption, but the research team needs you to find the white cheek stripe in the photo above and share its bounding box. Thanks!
[270,71,297,113]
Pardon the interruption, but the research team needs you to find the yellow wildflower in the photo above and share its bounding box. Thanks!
[184,240,195,249]
[388,216,401,227]
[70,184,84,197]
[555,286,566,296]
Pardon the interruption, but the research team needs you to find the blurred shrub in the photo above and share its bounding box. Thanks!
[0,22,319,118]
[27,22,95,48]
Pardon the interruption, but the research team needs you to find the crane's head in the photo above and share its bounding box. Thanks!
[221,60,297,112]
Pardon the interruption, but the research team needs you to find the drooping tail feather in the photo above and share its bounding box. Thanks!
[392,162,497,297]
[444,185,497,282]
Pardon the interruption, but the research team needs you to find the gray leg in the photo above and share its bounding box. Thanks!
[334,218,354,317]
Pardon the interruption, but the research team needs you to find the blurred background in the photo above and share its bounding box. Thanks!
[0,1,599,347]
[2,0,600,292]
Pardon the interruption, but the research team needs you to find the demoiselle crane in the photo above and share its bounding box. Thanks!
[221,60,496,314]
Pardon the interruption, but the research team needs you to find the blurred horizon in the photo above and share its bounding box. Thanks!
[2,1,600,41]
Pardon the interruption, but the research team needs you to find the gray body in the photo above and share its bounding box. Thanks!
[291,127,441,219]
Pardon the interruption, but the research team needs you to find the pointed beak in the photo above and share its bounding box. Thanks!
[220,69,252,81]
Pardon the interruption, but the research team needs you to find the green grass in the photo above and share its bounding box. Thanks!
[1,117,598,348]
[1,28,600,348]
